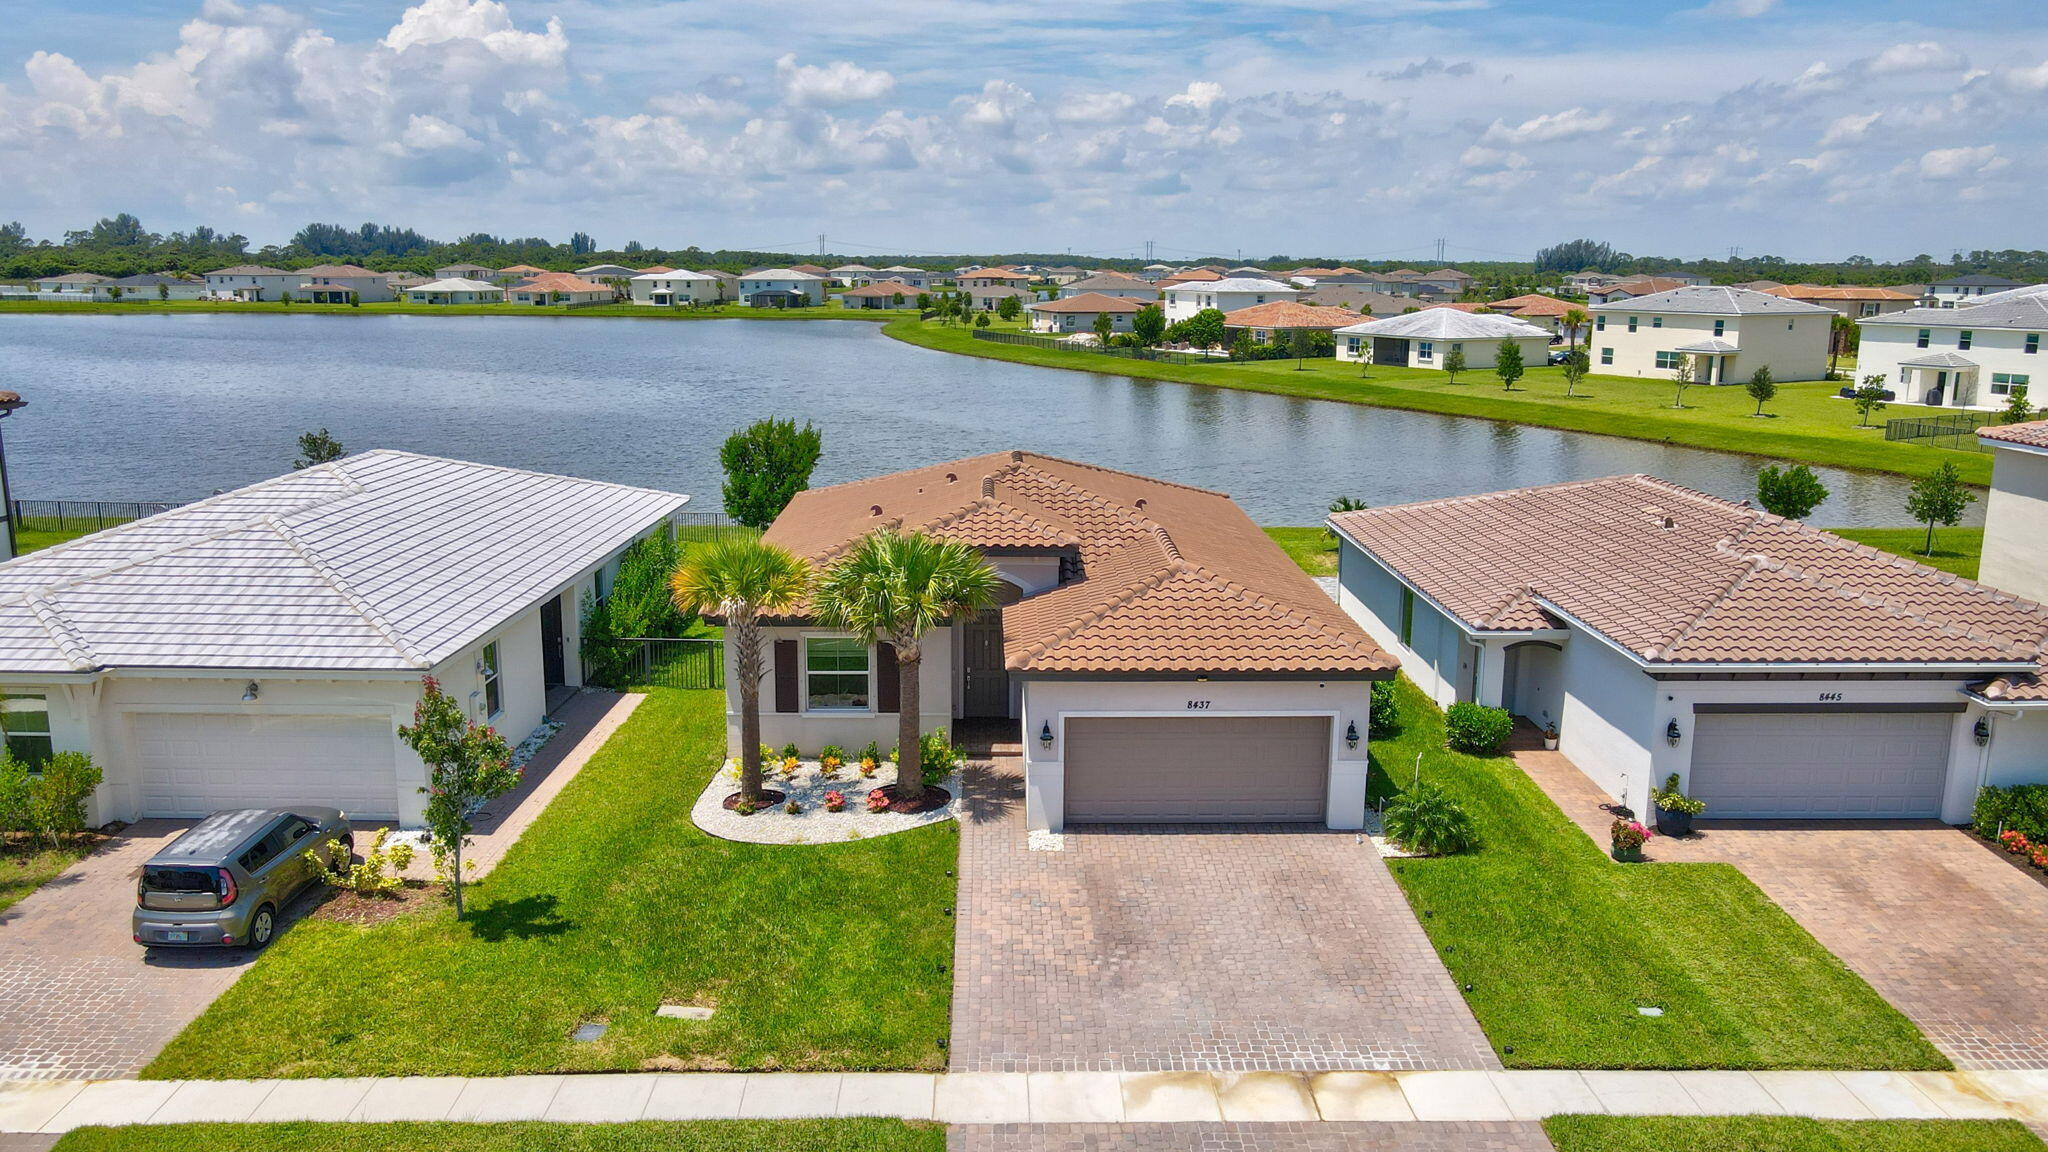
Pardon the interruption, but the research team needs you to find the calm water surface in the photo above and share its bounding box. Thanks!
[0,314,1948,527]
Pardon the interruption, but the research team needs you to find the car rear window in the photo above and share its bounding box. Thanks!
[141,866,218,894]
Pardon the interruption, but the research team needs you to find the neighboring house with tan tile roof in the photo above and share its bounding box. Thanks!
[1859,296,2048,409]
[1025,292,1145,334]
[1330,473,2048,822]
[498,264,549,281]
[1220,301,1362,343]
[1589,286,1833,383]
[1334,309,1551,370]
[743,451,1396,831]
[1585,276,1691,304]
[837,279,922,310]
[506,272,616,306]
[1980,418,2048,612]
[1298,286,1417,317]
[1763,283,1919,320]
[959,269,1034,290]
[1057,272,1160,302]
[1488,293,1578,336]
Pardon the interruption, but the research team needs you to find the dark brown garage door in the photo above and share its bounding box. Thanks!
[1064,715,1329,823]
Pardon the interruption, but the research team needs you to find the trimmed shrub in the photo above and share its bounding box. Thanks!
[25,752,101,847]
[1368,680,1401,739]
[1445,702,1512,755]
[1382,781,1480,855]
[1974,783,2048,842]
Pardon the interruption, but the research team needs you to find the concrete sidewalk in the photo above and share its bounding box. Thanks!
[2,1069,2044,1133]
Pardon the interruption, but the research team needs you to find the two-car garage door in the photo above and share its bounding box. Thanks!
[1687,710,1953,819]
[130,712,399,819]
[1063,715,1329,823]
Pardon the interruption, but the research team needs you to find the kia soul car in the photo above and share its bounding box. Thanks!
[134,808,351,949]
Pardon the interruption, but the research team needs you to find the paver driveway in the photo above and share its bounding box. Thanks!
[948,745,1497,1074]
[0,822,259,1080]
[1519,744,2048,1070]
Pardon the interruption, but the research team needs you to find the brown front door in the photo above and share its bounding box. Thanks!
[961,610,1008,718]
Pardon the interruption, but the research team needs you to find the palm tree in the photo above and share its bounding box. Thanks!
[1562,307,1589,351]
[671,538,810,806]
[812,530,999,805]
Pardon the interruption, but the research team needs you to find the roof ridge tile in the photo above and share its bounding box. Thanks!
[24,593,98,672]
[263,516,433,667]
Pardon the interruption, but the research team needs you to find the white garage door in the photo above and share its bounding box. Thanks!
[1688,710,1953,819]
[130,712,399,819]
[1064,715,1328,823]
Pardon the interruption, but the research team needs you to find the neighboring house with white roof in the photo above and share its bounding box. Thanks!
[203,265,299,301]
[738,269,827,307]
[1588,286,1833,383]
[294,264,395,303]
[1961,283,2048,308]
[1333,309,1550,370]
[404,277,505,305]
[0,451,688,827]
[433,263,497,281]
[574,264,641,281]
[32,273,112,295]
[1330,475,2048,824]
[1930,274,2025,308]
[877,266,936,289]
[629,269,723,306]
[1058,272,1160,302]
[1860,296,2048,408]
[1160,277,1299,321]
[827,263,878,286]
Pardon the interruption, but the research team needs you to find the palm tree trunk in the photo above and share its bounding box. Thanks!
[894,645,923,804]
[733,613,764,802]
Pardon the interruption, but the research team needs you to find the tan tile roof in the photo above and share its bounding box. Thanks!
[1221,301,1363,329]
[510,272,612,294]
[499,264,548,274]
[1330,475,2048,670]
[962,269,1034,282]
[763,452,1395,677]
[1029,292,1146,314]
[1765,284,1916,302]
[1590,276,1688,298]
[839,279,922,298]
[1420,302,1489,313]
[1156,269,1223,286]
[789,264,830,276]
[1490,294,1575,317]
[297,264,380,276]
[1981,419,2048,450]
[638,265,676,274]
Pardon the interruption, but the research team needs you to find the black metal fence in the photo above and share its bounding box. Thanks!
[583,637,725,691]
[1884,412,1996,453]
[12,499,181,534]
[971,328,1219,366]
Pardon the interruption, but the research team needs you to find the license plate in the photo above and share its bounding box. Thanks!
[163,930,187,943]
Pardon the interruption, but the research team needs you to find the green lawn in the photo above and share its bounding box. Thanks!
[0,841,95,914]
[52,1121,942,1152]
[1836,526,1984,579]
[1263,526,1337,575]
[885,318,1990,486]
[1370,677,1943,1069]
[144,688,957,1078]
[16,524,102,553]
[1545,1116,2044,1152]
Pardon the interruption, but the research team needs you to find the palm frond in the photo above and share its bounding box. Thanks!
[812,530,1000,643]
[670,537,810,618]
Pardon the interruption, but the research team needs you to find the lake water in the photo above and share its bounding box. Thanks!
[0,314,1946,527]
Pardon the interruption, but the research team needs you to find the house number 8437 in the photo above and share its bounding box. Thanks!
[1186,700,1211,709]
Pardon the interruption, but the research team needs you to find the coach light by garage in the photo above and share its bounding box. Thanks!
[1345,721,1360,749]
[1665,718,1682,747]
[1975,717,1992,746]
[1039,721,1054,750]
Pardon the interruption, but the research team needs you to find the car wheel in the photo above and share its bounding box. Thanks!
[249,904,276,949]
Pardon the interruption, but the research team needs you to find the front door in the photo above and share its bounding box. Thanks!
[961,610,1008,718]
[1929,371,1948,406]
[540,595,566,687]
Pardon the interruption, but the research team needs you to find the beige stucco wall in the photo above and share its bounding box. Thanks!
[1592,308,1831,382]
[1982,445,2048,603]
[730,625,956,755]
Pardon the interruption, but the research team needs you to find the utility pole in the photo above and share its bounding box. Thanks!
[1144,239,1155,263]
[1434,238,1447,264]
[817,233,826,257]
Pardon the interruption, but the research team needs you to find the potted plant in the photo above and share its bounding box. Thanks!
[1610,817,1652,863]
[1542,722,1559,751]
[1650,773,1706,837]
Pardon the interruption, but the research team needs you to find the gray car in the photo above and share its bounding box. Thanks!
[133,808,352,949]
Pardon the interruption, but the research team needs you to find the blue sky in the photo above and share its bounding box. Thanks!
[3,0,2045,260]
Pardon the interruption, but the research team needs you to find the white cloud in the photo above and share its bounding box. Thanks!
[1481,106,1612,145]
[2005,59,2048,92]
[773,54,895,107]
[1869,41,1966,76]
[1915,144,2004,179]
[1054,91,1136,124]
[1165,81,1224,111]
[1819,110,1880,146]
[1698,0,1777,16]
[956,79,1034,131]
[383,0,566,66]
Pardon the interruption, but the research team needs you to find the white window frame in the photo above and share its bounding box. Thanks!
[481,641,503,719]
[1600,347,1614,365]
[1417,340,1435,360]
[800,633,875,715]
[0,693,53,769]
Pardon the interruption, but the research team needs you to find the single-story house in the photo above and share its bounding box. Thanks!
[736,452,1396,831]
[1025,292,1144,334]
[629,270,722,306]
[498,264,549,283]
[507,273,615,306]
[1860,296,2047,409]
[1334,308,1551,369]
[386,273,432,293]
[1137,263,1176,282]
[1487,294,1577,336]
[405,277,505,305]
[828,264,878,286]
[738,269,827,307]
[33,273,113,295]
[105,274,206,301]
[1161,276,1298,321]
[1415,268,1476,295]
[1930,274,2025,308]
[837,280,922,310]
[1221,301,1362,344]
[1589,286,1833,383]
[574,264,640,281]
[1042,266,1087,285]
[433,263,497,281]
[295,264,395,304]
[0,451,688,827]
[1330,474,2048,823]
[966,285,1035,312]
[1058,272,1159,302]
[203,265,298,301]
[1763,284,1919,320]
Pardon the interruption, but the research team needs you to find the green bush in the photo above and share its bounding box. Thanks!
[1445,701,1512,755]
[1368,680,1401,739]
[0,754,30,837]
[25,752,101,847]
[891,729,962,788]
[1651,773,1707,817]
[1974,783,2048,842]
[1382,781,1480,855]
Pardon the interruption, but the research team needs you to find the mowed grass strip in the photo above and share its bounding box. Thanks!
[1371,678,1944,1069]
[1261,526,1338,575]
[886,317,1990,486]
[1835,526,1983,580]
[1544,1115,2045,1152]
[52,1120,944,1152]
[144,688,957,1078]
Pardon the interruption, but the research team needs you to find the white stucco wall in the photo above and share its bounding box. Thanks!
[1161,285,1299,319]
[1979,707,2048,793]
[630,277,719,305]
[1554,629,1658,810]
[1018,676,1374,833]
[732,625,956,754]
[1590,308,1830,382]
[1981,445,2048,602]
[1863,321,2042,408]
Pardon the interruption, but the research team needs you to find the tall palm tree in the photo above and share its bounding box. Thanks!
[812,530,999,804]
[1562,307,1589,352]
[671,537,810,806]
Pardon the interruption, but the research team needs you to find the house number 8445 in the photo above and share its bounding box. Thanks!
[1817,692,1843,702]
[1186,700,1211,709]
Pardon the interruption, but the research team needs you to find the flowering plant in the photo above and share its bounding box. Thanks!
[2001,829,2032,855]
[866,789,892,813]
[2033,847,2048,871]
[1610,818,1653,851]
[824,790,846,812]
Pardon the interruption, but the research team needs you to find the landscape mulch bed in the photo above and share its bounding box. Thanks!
[722,789,788,812]
[868,784,951,815]
[312,880,441,926]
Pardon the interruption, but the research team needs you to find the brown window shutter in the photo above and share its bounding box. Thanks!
[774,639,800,713]
[875,643,899,713]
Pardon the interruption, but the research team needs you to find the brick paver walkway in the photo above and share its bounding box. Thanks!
[1516,744,2048,1070]
[0,823,254,1080]
[949,1122,1553,1151]
[948,739,1498,1074]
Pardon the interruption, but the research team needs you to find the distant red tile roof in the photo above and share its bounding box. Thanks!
[638,265,676,274]
[1981,419,2048,450]
[510,272,612,294]
[1157,269,1223,286]
[1030,292,1146,314]
[1420,302,1489,313]
[1591,277,1688,298]
[499,264,548,274]
[1764,284,1917,302]
[1489,294,1576,317]
[839,279,922,298]
[1220,301,1363,329]
[962,269,1034,282]
[764,452,1395,677]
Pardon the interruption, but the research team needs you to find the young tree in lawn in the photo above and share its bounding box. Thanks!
[2002,384,2036,425]
[1745,364,1778,416]
[892,291,905,307]
[347,290,360,308]
[1905,461,1976,556]
[158,282,169,302]
[1669,355,1695,408]
[1093,310,1114,344]
[1289,327,1315,369]
[1755,464,1829,520]
[1561,307,1589,351]
[974,312,991,328]
[397,677,517,917]
[670,539,810,810]
[1561,346,1589,397]
[996,294,1022,322]
[293,428,346,469]
[1131,303,1166,346]
[720,417,823,529]
[1229,330,1259,361]
[1181,307,1227,350]
[812,531,998,807]
[106,286,123,302]
[1828,314,1855,376]
[1441,345,1467,384]
[1495,340,1526,391]
[1852,374,1890,427]
[916,293,931,310]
